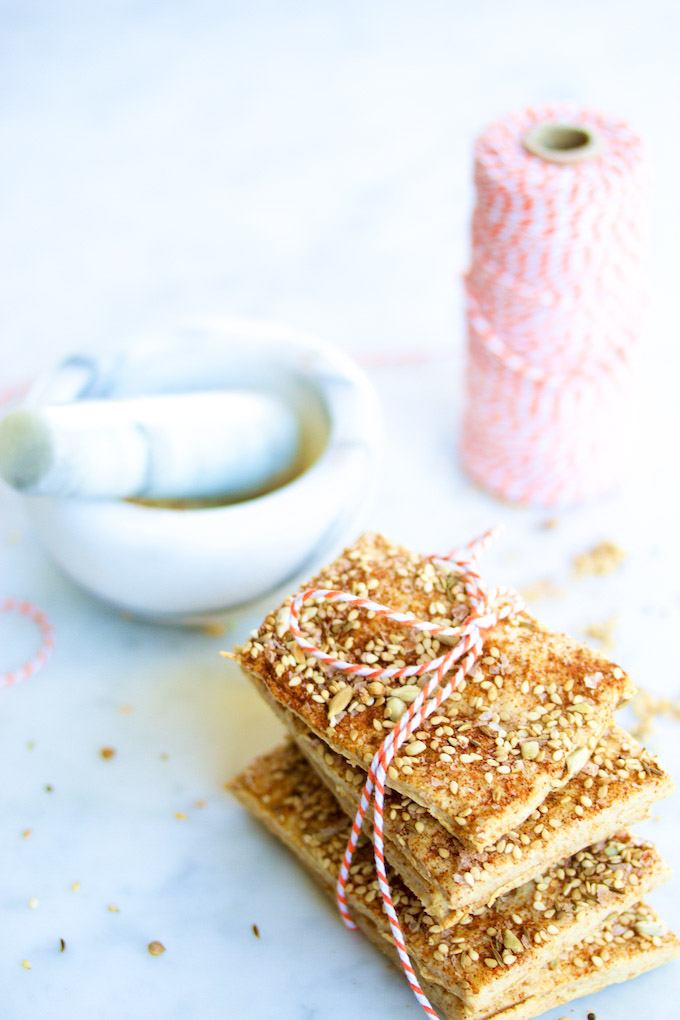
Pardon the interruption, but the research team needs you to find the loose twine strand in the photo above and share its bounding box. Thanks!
[0,598,54,689]
[287,527,525,1018]
[461,104,648,506]
[1,382,55,689]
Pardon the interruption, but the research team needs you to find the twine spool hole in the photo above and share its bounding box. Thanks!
[523,122,603,164]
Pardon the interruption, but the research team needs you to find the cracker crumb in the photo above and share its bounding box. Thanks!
[148,941,165,956]
[201,621,226,638]
[573,541,626,577]
[630,686,680,741]
[519,578,564,602]
[583,614,619,654]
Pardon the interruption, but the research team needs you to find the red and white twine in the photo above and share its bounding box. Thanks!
[288,529,524,1018]
[0,598,54,689]
[461,104,648,506]
[1,382,55,690]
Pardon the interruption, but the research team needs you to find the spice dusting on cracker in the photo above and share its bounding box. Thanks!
[573,541,627,577]
[229,531,679,1017]
[238,532,635,851]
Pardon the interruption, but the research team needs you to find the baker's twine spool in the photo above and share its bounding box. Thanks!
[461,105,648,506]
[288,527,524,1019]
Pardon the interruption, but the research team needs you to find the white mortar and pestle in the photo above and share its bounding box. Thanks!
[0,319,382,618]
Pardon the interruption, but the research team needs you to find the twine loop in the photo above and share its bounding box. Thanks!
[288,528,524,1018]
[1,598,54,689]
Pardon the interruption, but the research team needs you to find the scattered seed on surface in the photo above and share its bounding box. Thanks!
[70,882,81,892]
[28,898,38,909]
[252,924,260,938]
[148,941,165,956]
[21,829,31,838]
[59,938,66,952]
[100,747,116,760]
[108,904,120,913]
[175,812,187,820]
[21,960,31,970]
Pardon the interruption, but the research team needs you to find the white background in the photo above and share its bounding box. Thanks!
[1,2,679,1018]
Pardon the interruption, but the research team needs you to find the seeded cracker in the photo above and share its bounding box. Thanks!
[289,716,673,925]
[236,533,635,850]
[229,744,678,1020]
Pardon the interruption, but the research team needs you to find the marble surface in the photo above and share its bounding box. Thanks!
[2,2,680,1018]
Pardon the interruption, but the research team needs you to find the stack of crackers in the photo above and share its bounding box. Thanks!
[230,534,679,1019]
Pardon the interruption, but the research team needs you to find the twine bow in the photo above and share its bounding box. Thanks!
[288,528,524,1017]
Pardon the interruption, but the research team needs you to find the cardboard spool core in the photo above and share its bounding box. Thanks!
[523,122,603,164]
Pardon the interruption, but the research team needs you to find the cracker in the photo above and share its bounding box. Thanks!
[289,713,672,924]
[229,743,672,1017]
[348,895,680,1020]
[236,533,635,849]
